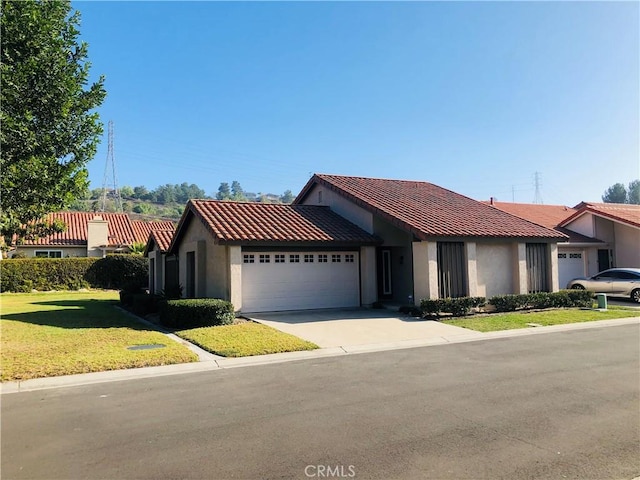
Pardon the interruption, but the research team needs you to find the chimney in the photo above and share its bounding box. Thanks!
[87,216,108,257]
[490,197,495,205]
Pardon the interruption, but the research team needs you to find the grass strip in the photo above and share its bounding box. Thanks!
[177,322,318,357]
[442,307,639,332]
[1,291,198,381]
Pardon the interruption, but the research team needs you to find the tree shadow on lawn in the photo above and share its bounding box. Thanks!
[2,299,154,331]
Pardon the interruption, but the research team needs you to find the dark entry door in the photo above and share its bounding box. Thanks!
[598,249,611,272]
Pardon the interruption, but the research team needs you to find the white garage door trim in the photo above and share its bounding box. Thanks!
[241,251,360,313]
[558,249,586,289]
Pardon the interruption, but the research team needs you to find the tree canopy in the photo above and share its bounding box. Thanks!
[1,0,106,248]
[602,180,640,205]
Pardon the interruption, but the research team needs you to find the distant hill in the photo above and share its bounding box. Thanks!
[71,181,294,221]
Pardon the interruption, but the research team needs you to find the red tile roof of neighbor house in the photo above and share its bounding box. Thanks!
[173,200,381,247]
[146,229,174,253]
[295,174,566,240]
[131,220,175,245]
[18,212,175,247]
[561,202,640,229]
[481,200,603,244]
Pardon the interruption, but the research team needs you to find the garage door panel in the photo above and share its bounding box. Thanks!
[242,251,360,312]
[558,249,585,289]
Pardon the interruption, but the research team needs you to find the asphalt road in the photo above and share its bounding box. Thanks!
[2,325,639,480]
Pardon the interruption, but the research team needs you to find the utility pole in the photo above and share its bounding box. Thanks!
[100,120,123,212]
[533,171,543,204]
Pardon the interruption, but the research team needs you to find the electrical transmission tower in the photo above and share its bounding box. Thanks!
[533,171,543,204]
[100,120,123,212]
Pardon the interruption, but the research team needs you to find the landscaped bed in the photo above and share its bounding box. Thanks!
[0,291,198,382]
[442,307,639,332]
[176,322,319,357]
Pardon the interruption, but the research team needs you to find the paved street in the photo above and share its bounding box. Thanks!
[2,324,639,480]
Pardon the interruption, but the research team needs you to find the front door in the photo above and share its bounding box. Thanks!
[598,249,612,272]
[377,248,393,299]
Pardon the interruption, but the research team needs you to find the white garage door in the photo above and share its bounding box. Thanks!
[558,250,585,289]
[241,251,360,312]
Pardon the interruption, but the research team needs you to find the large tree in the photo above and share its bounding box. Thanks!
[627,180,640,205]
[601,183,628,204]
[1,0,106,248]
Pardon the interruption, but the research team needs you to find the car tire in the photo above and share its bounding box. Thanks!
[631,289,640,303]
[571,284,585,290]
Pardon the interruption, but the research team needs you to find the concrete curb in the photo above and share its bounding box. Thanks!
[2,316,638,395]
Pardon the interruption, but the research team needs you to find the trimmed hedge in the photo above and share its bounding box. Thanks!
[0,258,98,292]
[488,290,594,312]
[420,296,486,317]
[85,255,148,291]
[159,299,235,329]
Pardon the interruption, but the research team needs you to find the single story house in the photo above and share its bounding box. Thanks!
[157,174,565,313]
[559,202,640,270]
[486,200,640,287]
[145,229,177,295]
[11,211,174,258]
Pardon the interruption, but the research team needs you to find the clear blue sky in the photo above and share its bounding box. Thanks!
[75,1,639,206]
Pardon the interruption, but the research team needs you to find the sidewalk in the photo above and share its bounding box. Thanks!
[2,316,638,394]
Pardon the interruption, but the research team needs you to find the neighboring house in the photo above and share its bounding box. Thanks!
[144,229,177,295]
[11,211,174,258]
[559,202,640,271]
[486,200,640,287]
[159,174,564,313]
[484,200,606,288]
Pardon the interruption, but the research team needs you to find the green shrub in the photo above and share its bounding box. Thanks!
[85,255,148,291]
[130,293,160,315]
[488,294,530,312]
[420,296,486,318]
[159,299,235,329]
[489,290,595,312]
[0,258,97,292]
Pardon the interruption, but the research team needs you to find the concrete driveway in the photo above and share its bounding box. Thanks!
[247,308,483,348]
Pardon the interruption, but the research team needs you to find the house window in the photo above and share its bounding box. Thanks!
[34,250,62,258]
[290,254,300,263]
[318,254,328,263]
[332,254,341,263]
[437,242,467,298]
[526,243,549,293]
[569,253,582,259]
[318,190,323,203]
[259,254,270,263]
[275,254,285,263]
[243,254,255,264]
[558,253,567,259]
[345,254,355,263]
[304,254,314,263]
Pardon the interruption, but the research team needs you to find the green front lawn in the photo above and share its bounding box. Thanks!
[0,291,198,382]
[442,307,639,332]
[177,322,318,357]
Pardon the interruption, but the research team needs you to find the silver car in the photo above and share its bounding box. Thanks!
[567,268,640,303]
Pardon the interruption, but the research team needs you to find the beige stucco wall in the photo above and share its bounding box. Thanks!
[228,246,242,311]
[301,184,374,233]
[566,214,594,238]
[513,243,528,294]
[148,248,165,295]
[360,246,377,306]
[411,241,439,303]
[476,242,514,298]
[87,218,109,257]
[177,218,229,299]
[614,223,640,267]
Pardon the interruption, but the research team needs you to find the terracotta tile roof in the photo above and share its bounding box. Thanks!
[482,201,603,244]
[19,212,137,246]
[295,174,565,240]
[171,200,381,248]
[561,202,640,229]
[131,220,175,244]
[145,229,174,253]
[482,201,576,229]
